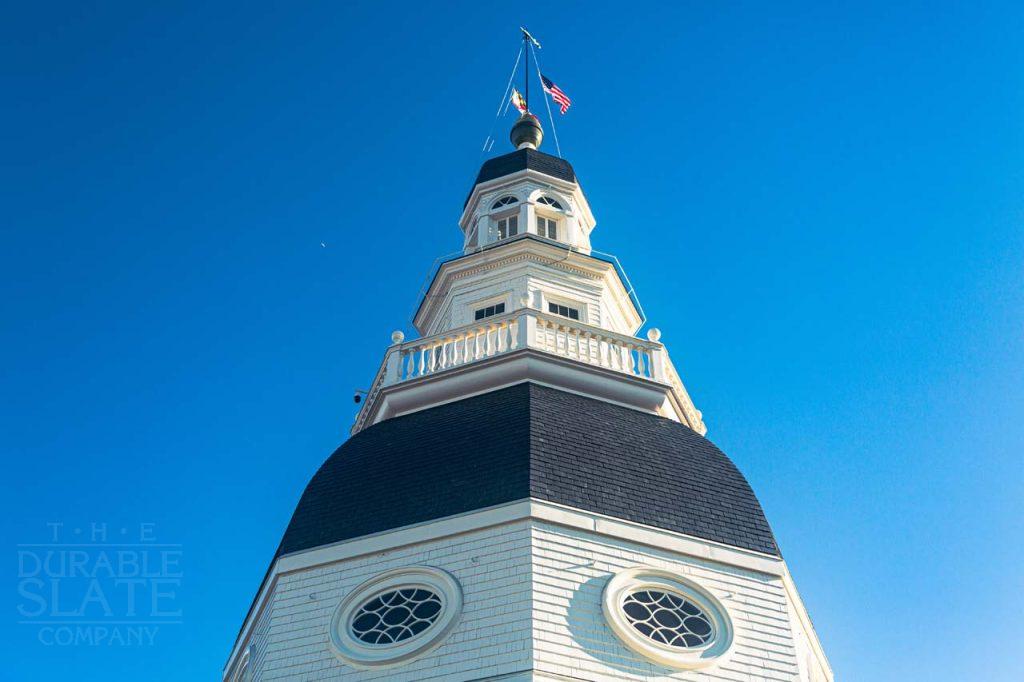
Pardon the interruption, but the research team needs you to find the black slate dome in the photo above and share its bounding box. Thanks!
[276,383,779,558]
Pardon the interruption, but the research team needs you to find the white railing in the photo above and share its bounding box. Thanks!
[531,314,662,380]
[352,309,671,433]
[390,313,522,383]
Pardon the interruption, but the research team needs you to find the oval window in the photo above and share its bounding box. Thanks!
[329,567,462,668]
[602,567,733,669]
[350,588,443,644]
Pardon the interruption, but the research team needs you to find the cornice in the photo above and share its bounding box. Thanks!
[414,237,638,333]
[224,498,789,678]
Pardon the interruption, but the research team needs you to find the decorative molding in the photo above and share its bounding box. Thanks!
[328,566,463,669]
[224,498,792,677]
[602,566,734,670]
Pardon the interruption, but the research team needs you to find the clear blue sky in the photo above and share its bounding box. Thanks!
[2,2,1022,680]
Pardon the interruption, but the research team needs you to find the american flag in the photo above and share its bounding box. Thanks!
[541,74,572,114]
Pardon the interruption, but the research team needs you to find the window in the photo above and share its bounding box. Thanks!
[474,302,505,320]
[548,302,579,320]
[537,195,563,209]
[602,567,733,670]
[621,590,714,648]
[536,216,557,240]
[330,567,463,668]
[350,588,443,644]
[497,215,518,240]
[491,195,518,209]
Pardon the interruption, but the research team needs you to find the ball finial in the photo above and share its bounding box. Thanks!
[510,113,543,150]
[646,328,662,342]
[391,330,405,344]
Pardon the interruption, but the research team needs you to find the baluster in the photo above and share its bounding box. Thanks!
[497,323,506,353]
[635,347,646,376]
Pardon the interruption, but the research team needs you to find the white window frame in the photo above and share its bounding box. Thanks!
[536,195,564,210]
[536,214,558,240]
[473,300,507,321]
[602,567,734,670]
[329,566,463,669]
[491,195,519,209]
[468,294,510,324]
[543,294,585,323]
[495,212,519,241]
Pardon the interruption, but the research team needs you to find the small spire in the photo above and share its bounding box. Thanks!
[510,112,544,150]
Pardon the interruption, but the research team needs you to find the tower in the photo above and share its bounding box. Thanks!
[224,113,832,681]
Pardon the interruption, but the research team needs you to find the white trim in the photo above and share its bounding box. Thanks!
[227,646,250,682]
[460,168,594,233]
[782,567,834,680]
[543,294,584,323]
[470,293,510,323]
[224,498,789,676]
[361,350,683,431]
[602,567,734,670]
[328,566,463,669]
[412,238,641,335]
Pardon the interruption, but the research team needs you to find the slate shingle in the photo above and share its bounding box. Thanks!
[465,149,577,206]
[276,383,779,558]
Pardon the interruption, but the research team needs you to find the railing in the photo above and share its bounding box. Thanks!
[352,309,672,434]
[390,314,522,383]
[384,309,667,387]
[531,315,660,380]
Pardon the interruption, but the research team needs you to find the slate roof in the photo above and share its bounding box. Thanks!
[465,148,577,206]
[277,383,779,558]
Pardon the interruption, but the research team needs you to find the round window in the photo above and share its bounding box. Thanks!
[329,567,462,668]
[350,587,443,644]
[602,567,733,669]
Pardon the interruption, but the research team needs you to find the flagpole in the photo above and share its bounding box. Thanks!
[523,30,529,112]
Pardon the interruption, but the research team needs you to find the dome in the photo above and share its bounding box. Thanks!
[464,148,576,207]
[276,383,779,558]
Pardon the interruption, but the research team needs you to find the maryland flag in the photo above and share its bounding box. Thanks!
[510,88,528,114]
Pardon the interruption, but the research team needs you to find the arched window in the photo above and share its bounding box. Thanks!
[536,195,563,210]
[491,196,519,209]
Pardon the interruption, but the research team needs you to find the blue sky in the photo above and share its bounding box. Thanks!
[2,2,1022,679]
